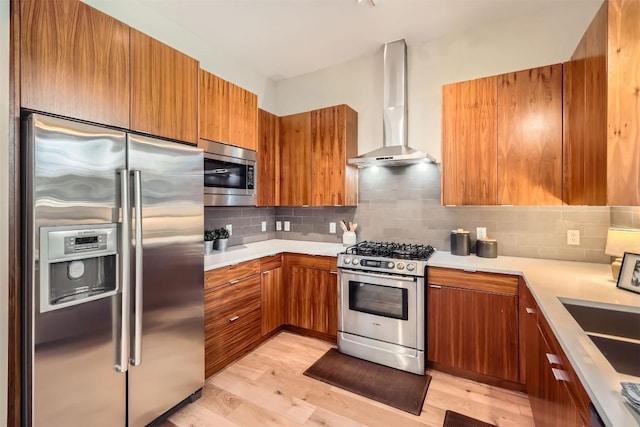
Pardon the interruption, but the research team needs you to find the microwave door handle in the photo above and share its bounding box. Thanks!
[116,169,130,373]
[130,170,143,366]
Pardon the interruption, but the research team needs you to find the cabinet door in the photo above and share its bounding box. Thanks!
[261,267,284,335]
[130,29,198,144]
[199,69,229,144]
[280,112,312,206]
[311,105,358,206]
[21,0,130,128]
[442,76,497,205]
[228,83,258,151]
[287,265,338,337]
[257,109,280,206]
[497,64,563,205]
[427,285,519,382]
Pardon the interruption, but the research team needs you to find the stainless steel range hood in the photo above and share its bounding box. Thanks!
[348,39,435,167]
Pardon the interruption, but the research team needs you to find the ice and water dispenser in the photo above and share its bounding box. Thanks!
[39,224,119,312]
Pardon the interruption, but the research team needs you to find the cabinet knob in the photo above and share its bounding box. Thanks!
[551,368,570,382]
[229,315,240,322]
[525,307,536,315]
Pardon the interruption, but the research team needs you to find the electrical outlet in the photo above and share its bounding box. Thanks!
[276,221,282,231]
[225,224,232,236]
[329,222,336,233]
[284,221,291,232]
[567,230,580,246]
[476,227,487,240]
[261,221,267,232]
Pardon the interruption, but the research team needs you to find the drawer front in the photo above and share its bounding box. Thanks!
[205,259,261,289]
[428,266,518,295]
[205,308,261,377]
[285,253,337,271]
[205,274,261,332]
[260,254,282,271]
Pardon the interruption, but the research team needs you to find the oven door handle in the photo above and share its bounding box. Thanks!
[339,269,417,283]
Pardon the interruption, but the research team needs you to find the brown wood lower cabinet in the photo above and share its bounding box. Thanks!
[520,280,590,427]
[261,255,284,335]
[286,254,338,338]
[427,267,519,384]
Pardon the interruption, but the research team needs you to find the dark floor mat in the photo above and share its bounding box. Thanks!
[443,410,496,427]
[303,348,431,416]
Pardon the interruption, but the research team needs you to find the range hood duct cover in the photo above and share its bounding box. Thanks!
[348,39,435,167]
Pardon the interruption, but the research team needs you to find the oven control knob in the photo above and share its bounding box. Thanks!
[397,262,405,270]
[352,258,359,265]
[406,263,416,271]
[343,258,351,265]
[387,262,395,269]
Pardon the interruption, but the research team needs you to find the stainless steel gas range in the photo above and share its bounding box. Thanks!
[337,241,435,375]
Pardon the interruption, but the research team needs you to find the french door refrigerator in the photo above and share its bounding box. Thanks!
[22,113,204,426]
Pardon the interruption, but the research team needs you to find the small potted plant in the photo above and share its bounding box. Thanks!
[204,229,215,254]
[214,227,230,251]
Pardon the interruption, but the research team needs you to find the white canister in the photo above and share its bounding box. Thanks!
[342,231,356,247]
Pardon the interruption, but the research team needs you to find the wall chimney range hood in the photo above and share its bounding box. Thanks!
[349,39,435,167]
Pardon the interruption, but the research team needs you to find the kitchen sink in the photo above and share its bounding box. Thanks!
[560,298,640,377]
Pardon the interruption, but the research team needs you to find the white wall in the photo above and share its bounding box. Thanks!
[275,2,603,162]
[1,0,9,424]
[82,0,278,112]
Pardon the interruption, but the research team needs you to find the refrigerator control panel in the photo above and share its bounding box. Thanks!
[43,224,118,261]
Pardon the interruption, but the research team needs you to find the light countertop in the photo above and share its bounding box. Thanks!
[204,240,640,426]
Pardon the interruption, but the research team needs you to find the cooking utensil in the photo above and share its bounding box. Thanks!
[339,221,348,232]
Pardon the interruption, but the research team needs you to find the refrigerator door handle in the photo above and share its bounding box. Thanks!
[116,169,131,373]
[131,170,143,366]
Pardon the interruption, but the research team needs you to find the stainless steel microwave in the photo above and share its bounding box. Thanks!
[202,140,256,206]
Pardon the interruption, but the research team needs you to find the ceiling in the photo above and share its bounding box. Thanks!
[139,0,598,81]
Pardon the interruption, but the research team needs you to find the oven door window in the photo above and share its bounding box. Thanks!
[348,281,408,320]
[204,158,254,190]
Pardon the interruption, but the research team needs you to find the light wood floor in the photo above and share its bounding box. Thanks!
[165,332,535,427]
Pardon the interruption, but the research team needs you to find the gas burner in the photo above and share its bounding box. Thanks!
[345,241,435,261]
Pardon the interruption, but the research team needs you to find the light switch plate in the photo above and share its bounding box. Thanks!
[225,224,232,236]
[284,221,291,232]
[261,221,267,232]
[329,222,336,233]
[276,221,282,231]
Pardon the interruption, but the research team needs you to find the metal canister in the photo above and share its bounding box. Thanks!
[450,229,471,256]
[476,238,498,258]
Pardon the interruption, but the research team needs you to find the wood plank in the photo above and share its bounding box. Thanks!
[285,253,336,271]
[607,0,640,205]
[279,112,312,206]
[204,259,260,289]
[497,64,563,205]
[261,267,285,335]
[260,253,282,271]
[442,77,498,205]
[130,29,198,144]
[257,109,280,206]
[199,69,229,144]
[427,267,518,295]
[20,0,130,128]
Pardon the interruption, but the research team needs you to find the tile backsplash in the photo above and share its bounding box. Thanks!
[203,164,636,264]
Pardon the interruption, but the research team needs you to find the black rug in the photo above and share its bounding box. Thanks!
[303,348,431,415]
[443,410,496,427]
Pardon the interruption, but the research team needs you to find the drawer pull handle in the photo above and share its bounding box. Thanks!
[330,271,338,275]
[463,269,476,273]
[229,316,240,322]
[546,353,562,365]
[525,307,536,315]
[552,368,570,382]
[230,279,240,285]
[429,285,442,289]
[262,271,270,275]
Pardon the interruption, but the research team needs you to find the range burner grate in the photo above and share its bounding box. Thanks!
[344,241,435,261]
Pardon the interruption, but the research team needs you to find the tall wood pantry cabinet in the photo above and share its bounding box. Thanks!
[442,64,563,206]
[257,109,280,206]
[20,0,130,128]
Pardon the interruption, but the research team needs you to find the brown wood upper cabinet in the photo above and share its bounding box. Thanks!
[427,267,520,383]
[280,105,358,207]
[442,64,563,206]
[199,69,258,151]
[20,0,130,128]
[257,109,280,206]
[564,0,640,206]
[130,29,198,144]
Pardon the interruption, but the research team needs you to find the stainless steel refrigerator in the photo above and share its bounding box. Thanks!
[22,113,204,426]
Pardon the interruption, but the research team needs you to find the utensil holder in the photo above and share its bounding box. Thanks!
[343,231,356,247]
